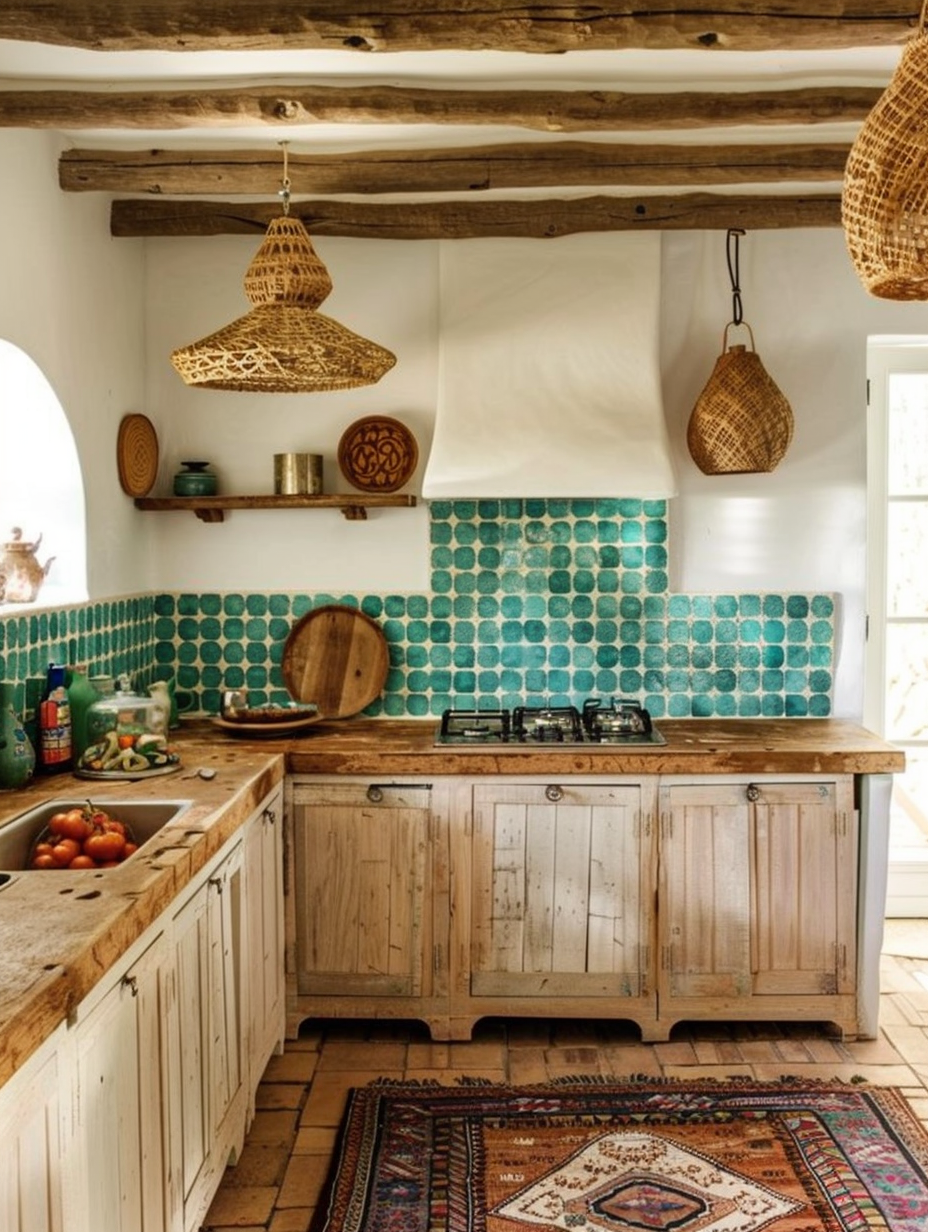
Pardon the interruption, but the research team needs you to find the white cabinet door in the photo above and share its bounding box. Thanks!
[69,931,173,1232]
[0,1028,64,1232]
[243,786,285,1106]
[171,839,246,1232]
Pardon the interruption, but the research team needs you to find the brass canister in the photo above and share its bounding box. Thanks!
[274,453,323,495]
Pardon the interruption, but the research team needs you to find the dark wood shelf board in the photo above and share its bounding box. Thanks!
[134,493,417,522]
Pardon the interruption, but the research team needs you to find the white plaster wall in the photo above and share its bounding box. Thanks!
[140,223,928,718]
[660,228,928,717]
[144,234,436,593]
[0,130,149,598]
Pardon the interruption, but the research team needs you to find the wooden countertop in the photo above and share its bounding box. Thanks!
[0,715,902,1090]
[0,735,284,1090]
[257,716,905,777]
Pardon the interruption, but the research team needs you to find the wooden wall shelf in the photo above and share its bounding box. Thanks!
[134,493,418,522]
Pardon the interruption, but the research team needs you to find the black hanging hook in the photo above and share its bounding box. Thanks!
[726,227,746,327]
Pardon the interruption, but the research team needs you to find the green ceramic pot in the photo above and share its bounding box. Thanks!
[0,683,35,789]
[173,460,218,497]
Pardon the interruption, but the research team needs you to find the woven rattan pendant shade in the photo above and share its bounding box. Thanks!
[842,10,928,300]
[171,216,396,392]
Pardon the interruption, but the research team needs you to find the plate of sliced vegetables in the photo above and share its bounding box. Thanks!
[76,728,180,777]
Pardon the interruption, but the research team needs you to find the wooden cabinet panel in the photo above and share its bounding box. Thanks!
[659,783,752,1001]
[243,787,285,1111]
[751,779,857,996]
[292,783,433,998]
[471,782,654,999]
[70,933,172,1232]
[0,1030,64,1232]
[658,777,858,1036]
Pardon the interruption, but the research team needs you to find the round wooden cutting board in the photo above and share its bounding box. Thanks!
[282,604,390,718]
[116,413,159,497]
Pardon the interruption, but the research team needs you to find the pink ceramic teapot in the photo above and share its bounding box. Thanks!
[0,527,55,603]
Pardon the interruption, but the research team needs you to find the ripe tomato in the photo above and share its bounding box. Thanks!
[51,838,81,867]
[32,853,57,869]
[123,842,138,858]
[102,818,126,835]
[32,841,55,859]
[48,807,87,837]
[59,814,94,842]
[68,854,97,869]
[83,830,127,862]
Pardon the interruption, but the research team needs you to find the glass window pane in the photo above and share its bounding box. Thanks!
[888,373,928,495]
[886,622,928,740]
[887,502,928,616]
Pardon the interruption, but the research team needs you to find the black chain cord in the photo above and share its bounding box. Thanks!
[726,227,746,326]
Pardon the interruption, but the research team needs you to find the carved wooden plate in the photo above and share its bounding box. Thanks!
[282,604,389,718]
[117,413,159,497]
[337,415,418,493]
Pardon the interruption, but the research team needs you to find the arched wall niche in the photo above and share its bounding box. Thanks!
[0,338,87,612]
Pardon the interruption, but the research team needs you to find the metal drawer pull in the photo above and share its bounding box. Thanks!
[264,807,277,825]
[208,875,223,893]
[122,974,138,997]
[746,783,761,802]
[545,784,563,802]
[366,783,432,803]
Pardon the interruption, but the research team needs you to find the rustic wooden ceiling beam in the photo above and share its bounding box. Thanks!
[0,84,885,132]
[62,143,851,194]
[110,193,842,238]
[0,2,915,53]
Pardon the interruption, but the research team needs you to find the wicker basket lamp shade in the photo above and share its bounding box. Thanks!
[687,324,794,475]
[842,6,928,300]
[171,215,396,392]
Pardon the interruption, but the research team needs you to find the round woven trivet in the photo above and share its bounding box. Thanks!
[337,415,418,493]
[116,413,159,497]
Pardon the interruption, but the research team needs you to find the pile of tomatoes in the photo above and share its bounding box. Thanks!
[30,803,138,870]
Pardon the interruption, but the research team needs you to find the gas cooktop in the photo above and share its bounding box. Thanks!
[436,699,665,747]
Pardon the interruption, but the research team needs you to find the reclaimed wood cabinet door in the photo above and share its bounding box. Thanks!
[243,786,286,1114]
[658,777,858,1035]
[0,1027,64,1232]
[171,839,246,1232]
[291,782,435,1000]
[470,781,655,1001]
[69,932,173,1232]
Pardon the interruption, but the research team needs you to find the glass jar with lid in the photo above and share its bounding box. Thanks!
[78,675,180,775]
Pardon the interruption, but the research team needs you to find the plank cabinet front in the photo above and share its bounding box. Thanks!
[657,777,858,1038]
[287,772,865,1043]
[288,779,453,1037]
[463,780,657,1036]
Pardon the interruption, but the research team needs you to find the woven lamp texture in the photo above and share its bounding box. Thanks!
[171,215,396,392]
[842,20,928,300]
[687,326,794,475]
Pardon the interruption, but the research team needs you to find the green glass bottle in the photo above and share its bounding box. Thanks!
[0,682,36,789]
[67,665,101,763]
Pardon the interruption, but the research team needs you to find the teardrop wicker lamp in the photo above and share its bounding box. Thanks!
[842,2,928,300]
[687,229,794,476]
[171,146,396,392]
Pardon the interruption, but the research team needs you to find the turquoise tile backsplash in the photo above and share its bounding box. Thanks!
[0,499,835,721]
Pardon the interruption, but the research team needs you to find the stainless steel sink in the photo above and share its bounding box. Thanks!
[0,798,195,872]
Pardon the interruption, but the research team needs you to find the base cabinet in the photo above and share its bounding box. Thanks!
[288,772,866,1043]
[288,779,451,1036]
[0,782,286,1232]
[464,780,657,1035]
[658,778,858,1037]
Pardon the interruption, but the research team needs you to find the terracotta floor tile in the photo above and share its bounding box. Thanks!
[255,1083,310,1111]
[269,1209,314,1232]
[276,1153,332,1209]
[506,1050,551,1085]
[300,1070,404,1126]
[203,1185,277,1228]
[652,1041,699,1066]
[243,1109,300,1147]
[222,1143,292,1188]
[406,1041,452,1069]
[261,1050,319,1083]
[316,1040,408,1071]
[449,1040,507,1068]
[292,1125,339,1155]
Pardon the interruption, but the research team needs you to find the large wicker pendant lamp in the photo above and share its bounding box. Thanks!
[171,146,396,392]
[842,3,928,299]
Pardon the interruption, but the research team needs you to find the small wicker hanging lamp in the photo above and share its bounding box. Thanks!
[687,229,794,476]
[171,144,396,392]
[842,3,928,300]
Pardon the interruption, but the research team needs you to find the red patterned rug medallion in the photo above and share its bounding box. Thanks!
[310,1079,928,1232]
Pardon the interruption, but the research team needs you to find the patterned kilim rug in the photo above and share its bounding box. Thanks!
[310,1078,928,1232]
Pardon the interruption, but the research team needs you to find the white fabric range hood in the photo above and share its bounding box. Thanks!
[422,232,677,500]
